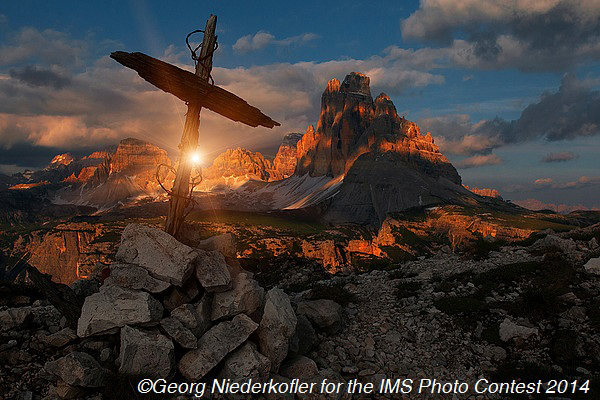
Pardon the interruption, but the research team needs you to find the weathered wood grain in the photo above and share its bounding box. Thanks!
[110,51,280,129]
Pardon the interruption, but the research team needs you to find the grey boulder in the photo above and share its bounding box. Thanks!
[160,317,197,349]
[77,285,163,337]
[195,249,232,293]
[219,342,270,381]
[118,325,175,379]
[258,288,297,372]
[104,263,171,293]
[44,352,107,387]
[115,223,197,286]
[297,299,342,334]
[178,314,258,380]
[211,272,264,321]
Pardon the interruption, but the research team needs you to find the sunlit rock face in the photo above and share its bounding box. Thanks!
[200,147,281,190]
[289,72,473,224]
[50,153,75,166]
[463,185,503,199]
[109,138,171,191]
[273,133,303,178]
[295,72,460,185]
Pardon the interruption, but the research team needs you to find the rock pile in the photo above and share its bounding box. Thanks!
[4,223,343,399]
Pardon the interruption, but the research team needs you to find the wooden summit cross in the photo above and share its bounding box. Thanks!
[110,15,279,236]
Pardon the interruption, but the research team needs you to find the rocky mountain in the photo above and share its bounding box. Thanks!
[55,138,172,209]
[237,72,479,225]
[199,147,281,191]
[463,185,502,199]
[273,133,303,178]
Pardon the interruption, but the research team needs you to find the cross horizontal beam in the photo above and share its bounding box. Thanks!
[110,51,280,129]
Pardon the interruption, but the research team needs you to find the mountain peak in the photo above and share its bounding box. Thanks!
[325,78,340,93]
[50,153,74,166]
[340,72,371,98]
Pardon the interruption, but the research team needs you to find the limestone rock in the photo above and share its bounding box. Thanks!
[178,314,258,380]
[44,352,107,387]
[197,233,237,258]
[195,249,232,292]
[499,318,538,342]
[170,296,212,337]
[289,314,317,356]
[258,288,297,372]
[211,272,264,321]
[115,223,197,286]
[162,279,200,310]
[280,356,319,379]
[297,299,342,334]
[160,317,197,349]
[77,285,163,337]
[118,325,175,379]
[219,342,270,381]
[532,234,578,255]
[42,328,77,348]
[104,263,171,293]
[584,257,600,275]
[0,307,32,332]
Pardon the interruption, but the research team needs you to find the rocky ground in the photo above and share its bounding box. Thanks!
[1,223,600,399]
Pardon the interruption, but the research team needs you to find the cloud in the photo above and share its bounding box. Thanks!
[541,151,578,163]
[401,0,600,71]
[418,74,600,155]
[534,178,554,187]
[0,27,447,166]
[455,154,502,168]
[9,65,71,89]
[513,198,594,213]
[233,31,318,53]
[0,27,87,68]
[531,176,600,190]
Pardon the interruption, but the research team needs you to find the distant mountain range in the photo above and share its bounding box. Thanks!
[2,72,520,226]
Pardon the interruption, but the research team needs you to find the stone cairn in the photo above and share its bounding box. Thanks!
[32,223,345,399]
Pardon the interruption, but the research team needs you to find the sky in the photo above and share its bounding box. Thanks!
[0,0,599,209]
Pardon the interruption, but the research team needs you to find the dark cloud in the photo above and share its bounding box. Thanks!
[541,151,578,163]
[419,75,600,155]
[0,142,95,168]
[9,65,71,89]
[402,0,600,71]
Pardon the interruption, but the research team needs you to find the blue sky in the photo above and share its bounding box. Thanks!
[0,0,599,209]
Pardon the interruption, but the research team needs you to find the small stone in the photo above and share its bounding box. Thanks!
[297,299,343,334]
[289,314,317,356]
[195,249,232,292]
[584,257,600,275]
[104,263,171,293]
[118,325,175,379]
[42,328,77,348]
[0,307,32,332]
[178,314,258,380]
[211,273,264,321]
[44,352,107,387]
[499,318,538,342]
[160,317,197,349]
[219,342,270,381]
[162,279,200,311]
[280,356,318,379]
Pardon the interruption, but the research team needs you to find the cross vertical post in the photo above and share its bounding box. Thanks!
[165,15,217,236]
